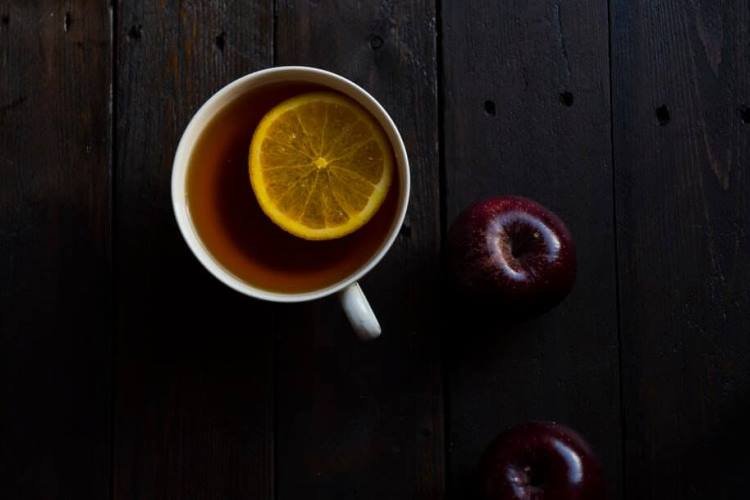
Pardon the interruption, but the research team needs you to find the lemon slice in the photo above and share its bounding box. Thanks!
[249,91,393,240]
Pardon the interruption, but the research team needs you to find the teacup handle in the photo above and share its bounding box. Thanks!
[339,282,381,341]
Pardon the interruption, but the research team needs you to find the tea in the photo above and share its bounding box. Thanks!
[185,82,400,293]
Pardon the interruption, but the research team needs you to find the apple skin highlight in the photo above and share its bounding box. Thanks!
[478,421,606,500]
[447,196,576,316]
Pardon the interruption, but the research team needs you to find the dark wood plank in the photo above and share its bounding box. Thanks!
[441,1,622,497]
[273,1,444,498]
[611,1,750,498]
[113,2,275,498]
[0,1,112,497]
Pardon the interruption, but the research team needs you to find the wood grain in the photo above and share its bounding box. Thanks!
[4,2,750,498]
[441,0,622,497]
[112,2,275,498]
[273,1,444,498]
[0,1,111,497]
[611,0,750,497]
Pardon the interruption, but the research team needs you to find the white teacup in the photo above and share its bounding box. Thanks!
[171,66,410,340]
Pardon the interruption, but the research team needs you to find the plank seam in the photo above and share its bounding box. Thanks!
[108,0,118,499]
[606,0,627,498]
[435,0,450,497]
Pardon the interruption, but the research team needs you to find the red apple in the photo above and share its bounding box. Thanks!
[447,196,576,316]
[479,421,606,499]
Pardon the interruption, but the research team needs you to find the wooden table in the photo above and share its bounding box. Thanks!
[2,1,748,499]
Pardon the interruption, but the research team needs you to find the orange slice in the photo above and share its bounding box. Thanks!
[249,92,393,240]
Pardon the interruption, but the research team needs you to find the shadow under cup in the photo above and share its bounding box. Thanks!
[182,79,405,296]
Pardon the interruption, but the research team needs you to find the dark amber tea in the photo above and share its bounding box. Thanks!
[186,82,399,293]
